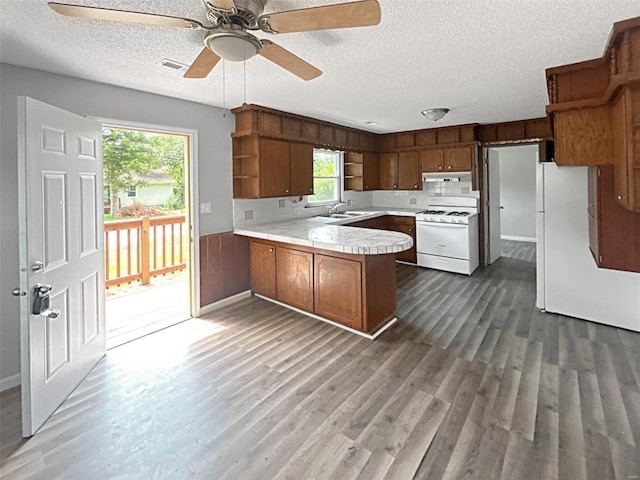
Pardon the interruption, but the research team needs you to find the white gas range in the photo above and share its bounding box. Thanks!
[415,197,480,275]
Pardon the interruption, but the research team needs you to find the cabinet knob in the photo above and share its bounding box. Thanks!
[438,166,442,170]
[269,248,273,252]
[285,189,289,193]
[448,165,452,169]
[364,185,368,190]
[309,188,313,192]
[414,184,418,189]
[617,195,625,200]
[393,184,397,189]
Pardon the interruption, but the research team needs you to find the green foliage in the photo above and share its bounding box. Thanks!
[102,128,186,214]
[309,151,339,203]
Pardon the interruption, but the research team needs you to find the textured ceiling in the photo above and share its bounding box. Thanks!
[2,0,640,132]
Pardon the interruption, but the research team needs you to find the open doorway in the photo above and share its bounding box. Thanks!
[101,124,194,349]
[484,144,538,264]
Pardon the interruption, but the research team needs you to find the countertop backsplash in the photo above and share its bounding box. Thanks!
[233,181,479,228]
[233,190,373,228]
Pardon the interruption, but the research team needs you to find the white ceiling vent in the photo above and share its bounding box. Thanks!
[160,59,188,72]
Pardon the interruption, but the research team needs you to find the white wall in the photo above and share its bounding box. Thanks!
[498,145,538,241]
[0,63,234,384]
[119,183,174,208]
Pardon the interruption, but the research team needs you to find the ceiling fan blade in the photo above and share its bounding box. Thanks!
[184,48,221,78]
[48,2,203,29]
[261,0,380,34]
[208,0,236,10]
[259,41,321,81]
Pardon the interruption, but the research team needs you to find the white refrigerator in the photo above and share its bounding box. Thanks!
[536,162,640,332]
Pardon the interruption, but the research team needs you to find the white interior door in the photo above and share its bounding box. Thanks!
[18,97,106,437]
[488,149,502,264]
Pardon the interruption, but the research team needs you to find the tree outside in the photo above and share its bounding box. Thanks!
[102,128,186,217]
[309,150,340,203]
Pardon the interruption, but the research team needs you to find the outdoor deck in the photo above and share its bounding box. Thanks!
[106,271,190,349]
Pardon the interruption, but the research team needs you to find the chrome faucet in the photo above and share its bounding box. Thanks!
[327,202,347,215]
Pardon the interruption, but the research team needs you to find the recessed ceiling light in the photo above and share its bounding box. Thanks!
[160,59,188,71]
[364,121,380,125]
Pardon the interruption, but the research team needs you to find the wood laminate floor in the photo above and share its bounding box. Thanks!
[1,255,639,479]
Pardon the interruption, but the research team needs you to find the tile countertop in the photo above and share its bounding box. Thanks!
[233,207,423,255]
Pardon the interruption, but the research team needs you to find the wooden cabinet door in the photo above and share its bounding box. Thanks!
[612,90,631,209]
[444,145,473,172]
[398,151,421,190]
[250,241,276,298]
[587,166,600,263]
[314,254,362,330]
[380,152,398,190]
[276,246,314,312]
[387,216,416,263]
[420,148,444,172]
[289,143,314,196]
[260,139,290,197]
[363,152,380,191]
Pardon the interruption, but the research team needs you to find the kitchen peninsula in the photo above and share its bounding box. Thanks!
[234,214,414,338]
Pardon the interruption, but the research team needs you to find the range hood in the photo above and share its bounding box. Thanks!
[422,171,472,182]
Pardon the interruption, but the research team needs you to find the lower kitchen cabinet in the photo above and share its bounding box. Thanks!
[386,216,417,263]
[276,246,314,312]
[250,240,276,298]
[314,254,363,330]
[248,239,397,334]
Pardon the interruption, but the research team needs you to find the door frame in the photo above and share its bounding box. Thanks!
[91,117,200,317]
[480,140,542,265]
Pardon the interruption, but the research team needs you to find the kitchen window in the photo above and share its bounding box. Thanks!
[308,149,341,204]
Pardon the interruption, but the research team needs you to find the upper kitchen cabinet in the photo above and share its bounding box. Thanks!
[546,16,640,211]
[232,136,313,198]
[380,151,421,190]
[380,152,399,190]
[588,165,640,273]
[397,151,421,190]
[344,151,380,191]
[444,145,473,171]
[420,148,444,172]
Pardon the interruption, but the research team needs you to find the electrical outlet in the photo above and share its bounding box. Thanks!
[278,199,285,208]
[409,198,417,205]
[346,199,353,206]
[200,202,212,214]
[244,210,253,220]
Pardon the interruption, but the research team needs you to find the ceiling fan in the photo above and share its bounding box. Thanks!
[48,0,381,81]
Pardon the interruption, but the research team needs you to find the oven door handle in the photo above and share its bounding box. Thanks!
[418,223,468,228]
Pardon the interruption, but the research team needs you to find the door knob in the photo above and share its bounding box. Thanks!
[31,261,44,273]
[12,288,26,296]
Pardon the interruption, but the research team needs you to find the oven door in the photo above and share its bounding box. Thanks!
[416,222,470,259]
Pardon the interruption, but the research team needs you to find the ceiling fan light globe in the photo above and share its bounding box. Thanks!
[204,32,261,61]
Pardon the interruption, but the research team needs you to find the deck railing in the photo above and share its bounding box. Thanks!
[104,215,187,288]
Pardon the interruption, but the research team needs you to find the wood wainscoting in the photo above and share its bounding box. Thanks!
[199,232,250,308]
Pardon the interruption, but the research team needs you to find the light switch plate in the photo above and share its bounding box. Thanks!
[278,199,285,208]
[200,202,212,214]
[244,210,254,220]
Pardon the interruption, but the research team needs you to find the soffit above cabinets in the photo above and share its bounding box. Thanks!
[2,0,640,132]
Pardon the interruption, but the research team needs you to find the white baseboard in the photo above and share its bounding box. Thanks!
[0,373,20,392]
[501,235,536,243]
[197,290,251,317]
[254,294,397,340]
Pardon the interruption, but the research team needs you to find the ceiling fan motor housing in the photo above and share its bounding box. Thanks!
[208,0,266,29]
